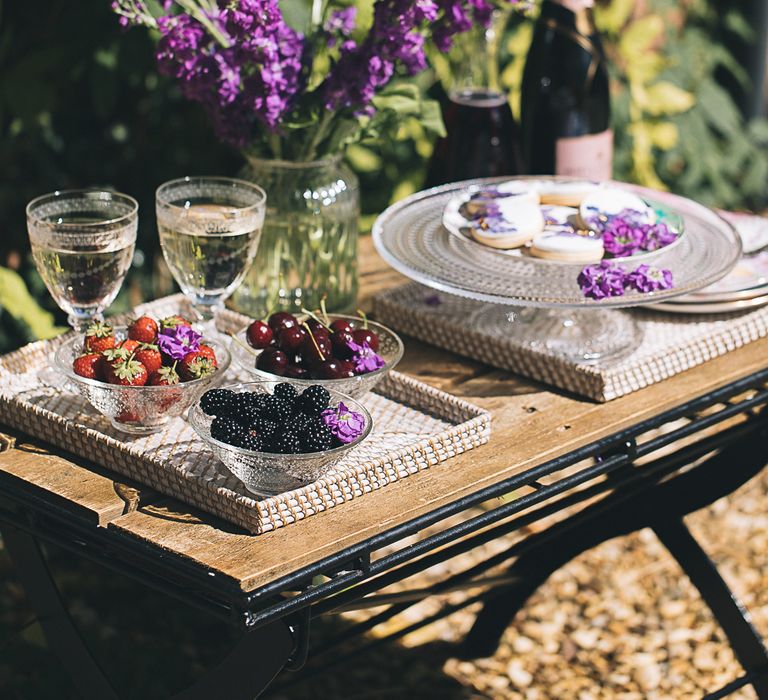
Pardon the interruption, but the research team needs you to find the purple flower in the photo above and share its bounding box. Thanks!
[578,261,627,300]
[347,340,386,374]
[627,264,674,293]
[641,222,678,251]
[157,325,202,361]
[321,402,367,444]
[325,7,357,46]
[602,220,646,257]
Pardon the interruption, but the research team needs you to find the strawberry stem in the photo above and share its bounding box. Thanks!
[302,322,326,362]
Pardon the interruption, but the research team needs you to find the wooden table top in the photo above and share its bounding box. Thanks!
[1,235,766,595]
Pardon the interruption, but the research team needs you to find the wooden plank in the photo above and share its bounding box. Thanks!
[5,235,768,590]
[109,330,768,593]
[0,431,157,526]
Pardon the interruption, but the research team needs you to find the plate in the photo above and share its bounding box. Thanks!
[372,176,741,309]
[650,294,768,314]
[441,178,685,265]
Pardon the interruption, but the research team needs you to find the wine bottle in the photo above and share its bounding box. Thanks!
[520,0,613,178]
[425,9,523,187]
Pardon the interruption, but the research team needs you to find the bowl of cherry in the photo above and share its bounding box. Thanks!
[229,311,404,399]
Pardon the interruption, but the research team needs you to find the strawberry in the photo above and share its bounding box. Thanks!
[84,321,116,354]
[118,338,140,355]
[106,358,148,386]
[148,365,181,386]
[197,343,218,366]
[159,314,192,332]
[134,344,162,374]
[127,315,158,344]
[72,353,104,381]
[178,352,216,382]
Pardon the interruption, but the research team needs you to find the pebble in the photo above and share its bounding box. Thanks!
[506,661,533,688]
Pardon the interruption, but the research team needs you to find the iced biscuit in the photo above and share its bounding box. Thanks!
[579,188,653,233]
[531,180,602,207]
[469,198,545,249]
[461,186,540,219]
[529,229,605,263]
[540,205,580,229]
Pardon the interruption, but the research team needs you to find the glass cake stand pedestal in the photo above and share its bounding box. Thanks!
[372,177,742,365]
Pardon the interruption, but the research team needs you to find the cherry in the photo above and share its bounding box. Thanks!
[329,318,353,333]
[284,364,309,379]
[267,312,297,334]
[302,334,332,364]
[338,359,357,377]
[277,326,307,353]
[246,320,273,349]
[256,347,288,376]
[352,328,379,352]
[316,359,344,379]
[330,330,354,359]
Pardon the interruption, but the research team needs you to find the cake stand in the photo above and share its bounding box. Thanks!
[372,177,742,364]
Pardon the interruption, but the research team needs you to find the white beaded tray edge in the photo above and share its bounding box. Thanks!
[0,295,491,534]
[374,283,768,403]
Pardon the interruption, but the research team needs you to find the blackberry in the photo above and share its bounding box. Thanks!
[286,411,312,431]
[243,392,267,411]
[210,416,241,446]
[272,429,302,454]
[299,385,330,414]
[263,395,293,422]
[228,402,261,426]
[199,388,235,417]
[236,430,263,452]
[302,421,334,452]
[274,382,298,401]
[251,416,277,440]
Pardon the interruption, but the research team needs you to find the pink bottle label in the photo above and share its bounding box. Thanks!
[555,128,613,180]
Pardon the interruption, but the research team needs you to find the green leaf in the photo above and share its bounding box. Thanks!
[419,98,446,137]
[278,0,313,33]
[697,79,742,134]
[0,267,65,340]
[641,81,695,116]
[345,144,381,172]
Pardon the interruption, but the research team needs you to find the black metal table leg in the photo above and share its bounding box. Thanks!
[654,519,768,699]
[1,523,296,699]
[1,523,121,700]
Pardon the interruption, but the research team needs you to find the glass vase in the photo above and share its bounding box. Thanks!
[231,155,359,319]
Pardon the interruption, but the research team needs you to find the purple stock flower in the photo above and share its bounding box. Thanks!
[321,402,367,444]
[578,261,627,300]
[325,7,357,46]
[602,219,646,257]
[157,325,202,361]
[641,221,678,251]
[627,264,674,293]
[347,340,386,374]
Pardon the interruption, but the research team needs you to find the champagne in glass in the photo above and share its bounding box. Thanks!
[27,190,138,331]
[156,177,266,325]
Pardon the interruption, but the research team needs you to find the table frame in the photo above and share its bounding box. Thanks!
[2,366,768,698]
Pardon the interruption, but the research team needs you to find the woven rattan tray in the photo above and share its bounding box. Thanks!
[0,296,490,534]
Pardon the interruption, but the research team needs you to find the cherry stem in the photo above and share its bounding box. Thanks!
[302,322,326,362]
[320,296,330,325]
[228,332,259,358]
[300,308,331,330]
[356,309,369,330]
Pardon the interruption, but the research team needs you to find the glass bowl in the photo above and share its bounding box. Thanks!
[188,381,373,496]
[230,314,404,399]
[54,327,231,435]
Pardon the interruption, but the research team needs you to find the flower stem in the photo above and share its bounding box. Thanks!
[302,110,334,161]
[177,0,231,47]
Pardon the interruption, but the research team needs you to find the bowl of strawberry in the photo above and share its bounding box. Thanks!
[230,311,404,400]
[54,314,231,435]
[189,381,372,496]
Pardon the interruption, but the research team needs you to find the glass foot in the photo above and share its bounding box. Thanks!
[108,419,164,436]
[473,306,640,365]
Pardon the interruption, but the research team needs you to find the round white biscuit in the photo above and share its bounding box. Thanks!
[579,187,653,233]
[469,199,545,249]
[531,180,602,207]
[530,228,605,263]
[541,205,580,229]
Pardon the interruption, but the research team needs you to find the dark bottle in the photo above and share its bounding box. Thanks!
[425,10,522,187]
[520,0,613,178]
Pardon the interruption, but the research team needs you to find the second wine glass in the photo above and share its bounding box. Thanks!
[156,176,267,328]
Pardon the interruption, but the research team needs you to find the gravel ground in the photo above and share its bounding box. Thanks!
[1,462,766,699]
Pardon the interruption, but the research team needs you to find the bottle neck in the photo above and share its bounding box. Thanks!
[540,0,596,37]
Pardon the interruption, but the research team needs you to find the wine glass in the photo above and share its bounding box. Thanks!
[156,176,266,330]
[27,190,138,332]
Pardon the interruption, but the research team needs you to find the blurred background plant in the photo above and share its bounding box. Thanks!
[0,0,766,352]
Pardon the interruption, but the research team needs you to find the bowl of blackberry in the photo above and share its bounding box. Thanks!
[189,381,373,496]
[229,309,403,400]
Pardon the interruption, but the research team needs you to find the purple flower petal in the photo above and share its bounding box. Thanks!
[578,261,627,300]
[321,402,367,444]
